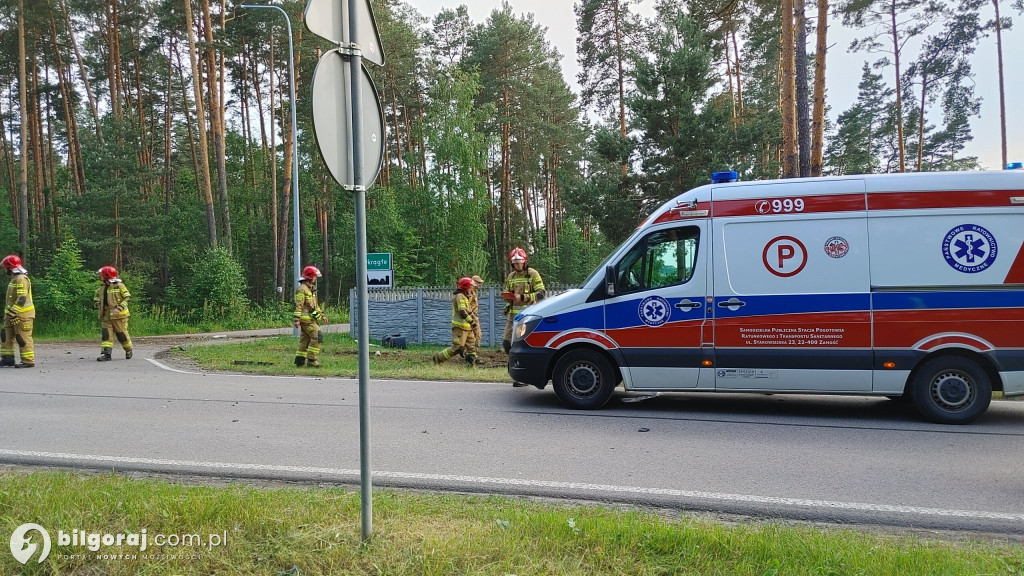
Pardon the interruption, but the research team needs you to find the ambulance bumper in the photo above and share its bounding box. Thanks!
[508,343,552,388]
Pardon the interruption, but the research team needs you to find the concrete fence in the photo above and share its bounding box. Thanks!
[349,285,571,346]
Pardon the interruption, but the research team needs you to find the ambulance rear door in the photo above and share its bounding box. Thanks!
[711,179,873,391]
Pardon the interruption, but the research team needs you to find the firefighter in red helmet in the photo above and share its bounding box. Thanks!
[94,265,133,361]
[1,255,35,368]
[501,247,545,354]
[432,277,479,367]
[294,265,327,367]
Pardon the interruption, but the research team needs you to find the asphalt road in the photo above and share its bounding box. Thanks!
[2,335,1023,537]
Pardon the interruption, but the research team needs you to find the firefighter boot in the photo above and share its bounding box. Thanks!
[97,351,112,361]
[125,349,133,360]
[465,354,478,369]
[295,356,306,367]
[0,355,14,367]
[15,362,34,368]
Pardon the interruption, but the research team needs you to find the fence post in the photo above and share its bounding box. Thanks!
[416,288,424,344]
[487,287,495,347]
[349,288,355,335]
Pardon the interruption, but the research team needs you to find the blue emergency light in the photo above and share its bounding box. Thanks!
[711,171,739,183]
[1008,162,1023,170]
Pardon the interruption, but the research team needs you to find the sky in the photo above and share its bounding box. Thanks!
[403,0,1022,170]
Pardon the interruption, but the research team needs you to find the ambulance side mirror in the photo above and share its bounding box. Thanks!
[604,265,616,297]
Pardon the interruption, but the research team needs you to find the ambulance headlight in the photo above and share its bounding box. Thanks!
[512,314,543,343]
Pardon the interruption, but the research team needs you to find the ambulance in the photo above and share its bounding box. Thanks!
[508,170,1024,424]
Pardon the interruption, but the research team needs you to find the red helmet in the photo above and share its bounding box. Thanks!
[1,254,22,271]
[457,277,474,292]
[509,247,527,265]
[98,266,118,281]
[302,265,322,280]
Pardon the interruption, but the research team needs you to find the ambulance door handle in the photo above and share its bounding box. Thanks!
[717,298,746,310]
[674,299,701,311]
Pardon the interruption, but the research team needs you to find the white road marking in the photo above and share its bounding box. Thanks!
[146,359,195,374]
[145,358,343,381]
[1,449,1020,522]
[145,357,491,385]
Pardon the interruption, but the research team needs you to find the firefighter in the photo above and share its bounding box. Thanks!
[469,275,485,354]
[2,254,35,368]
[432,277,479,367]
[294,265,327,367]
[94,266,133,361]
[501,247,545,355]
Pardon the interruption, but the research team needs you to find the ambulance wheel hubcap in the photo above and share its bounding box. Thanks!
[930,370,974,410]
[565,363,600,397]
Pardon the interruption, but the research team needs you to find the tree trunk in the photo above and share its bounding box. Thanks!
[183,0,218,247]
[890,1,906,172]
[993,0,1007,169]
[59,0,102,143]
[614,0,627,175]
[810,0,828,176]
[107,0,122,119]
[268,36,281,296]
[163,40,174,289]
[200,0,231,253]
[48,9,84,196]
[917,75,928,171]
[781,0,798,178]
[795,0,811,177]
[732,29,744,117]
[18,0,29,255]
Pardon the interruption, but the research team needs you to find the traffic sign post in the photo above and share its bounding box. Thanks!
[306,0,386,542]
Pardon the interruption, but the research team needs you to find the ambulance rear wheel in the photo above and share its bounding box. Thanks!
[910,356,991,424]
[552,349,616,409]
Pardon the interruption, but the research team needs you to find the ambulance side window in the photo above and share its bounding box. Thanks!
[616,226,699,294]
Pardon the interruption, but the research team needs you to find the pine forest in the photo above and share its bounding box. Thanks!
[0,0,1018,323]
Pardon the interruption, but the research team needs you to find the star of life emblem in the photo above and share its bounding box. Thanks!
[942,224,997,274]
[638,295,671,327]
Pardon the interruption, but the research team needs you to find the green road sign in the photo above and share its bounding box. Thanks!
[367,253,391,271]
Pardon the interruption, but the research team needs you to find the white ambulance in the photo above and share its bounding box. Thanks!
[508,170,1024,424]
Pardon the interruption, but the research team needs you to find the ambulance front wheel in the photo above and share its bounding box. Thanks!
[552,349,617,409]
[910,356,992,424]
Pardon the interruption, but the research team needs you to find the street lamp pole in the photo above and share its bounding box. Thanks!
[242,4,301,336]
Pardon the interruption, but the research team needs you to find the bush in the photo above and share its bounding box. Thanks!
[32,237,95,322]
[166,247,249,320]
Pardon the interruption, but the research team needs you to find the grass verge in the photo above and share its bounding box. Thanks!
[2,470,1021,576]
[32,305,350,342]
[175,333,512,383]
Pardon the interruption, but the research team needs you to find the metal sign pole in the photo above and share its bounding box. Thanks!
[305,0,384,543]
[348,0,372,543]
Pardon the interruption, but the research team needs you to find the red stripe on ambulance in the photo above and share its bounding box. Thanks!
[874,308,1024,348]
[868,189,1024,210]
[712,194,865,217]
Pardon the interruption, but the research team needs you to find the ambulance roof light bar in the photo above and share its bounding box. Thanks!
[711,171,739,183]
[1008,162,1023,170]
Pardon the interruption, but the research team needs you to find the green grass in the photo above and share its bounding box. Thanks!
[31,305,350,342]
[177,333,512,382]
[1,471,1020,576]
